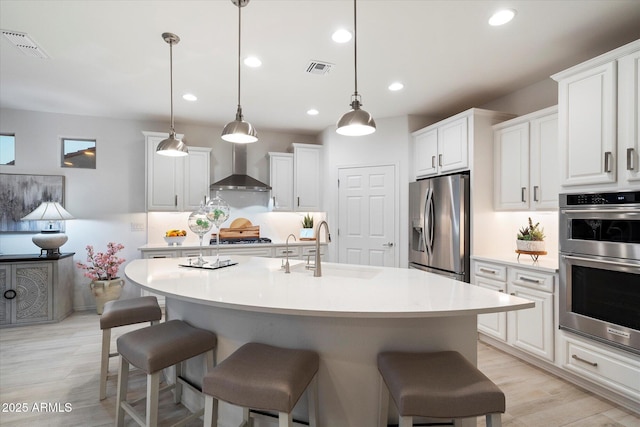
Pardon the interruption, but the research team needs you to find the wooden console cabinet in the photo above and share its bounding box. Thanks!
[0,253,74,327]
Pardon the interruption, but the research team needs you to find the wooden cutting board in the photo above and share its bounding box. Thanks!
[219,218,260,239]
[230,218,252,228]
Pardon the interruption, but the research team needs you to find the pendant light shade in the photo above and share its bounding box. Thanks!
[157,32,188,157]
[222,0,258,144]
[336,0,376,136]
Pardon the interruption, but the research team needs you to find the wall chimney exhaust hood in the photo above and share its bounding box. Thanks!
[210,144,271,192]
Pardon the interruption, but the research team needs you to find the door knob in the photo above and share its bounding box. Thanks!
[382,242,394,247]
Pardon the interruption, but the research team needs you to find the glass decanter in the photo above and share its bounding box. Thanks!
[206,193,230,266]
[187,204,213,267]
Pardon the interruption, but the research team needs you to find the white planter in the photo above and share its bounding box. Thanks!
[516,240,546,252]
[90,278,124,314]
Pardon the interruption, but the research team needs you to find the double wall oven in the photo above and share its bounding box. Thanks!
[559,191,640,355]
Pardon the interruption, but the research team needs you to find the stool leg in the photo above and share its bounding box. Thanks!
[115,356,129,427]
[278,412,293,427]
[242,407,252,427]
[99,328,111,400]
[399,416,413,427]
[377,373,389,427]
[147,371,160,427]
[203,395,218,427]
[486,413,502,427]
[307,374,318,427]
[174,361,183,404]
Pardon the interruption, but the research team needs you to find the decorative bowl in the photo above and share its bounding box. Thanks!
[163,236,186,246]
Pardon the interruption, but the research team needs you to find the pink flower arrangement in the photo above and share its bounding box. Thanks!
[76,242,126,281]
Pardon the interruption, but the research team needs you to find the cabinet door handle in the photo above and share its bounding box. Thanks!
[572,354,598,367]
[521,187,527,203]
[533,186,539,202]
[3,289,17,300]
[431,155,436,168]
[272,196,276,206]
[297,197,300,207]
[479,268,497,274]
[510,292,516,296]
[604,151,613,173]
[628,148,636,171]
[438,154,443,167]
[519,276,542,284]
[382,242,394,247]
[175,195,178,207]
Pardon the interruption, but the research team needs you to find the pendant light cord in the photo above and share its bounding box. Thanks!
[237,1,242,109]
[353,0,358,98]
[169,39,175,132]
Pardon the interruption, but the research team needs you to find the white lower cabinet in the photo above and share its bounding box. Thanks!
[561,333,640,403]
[473,260,555,362]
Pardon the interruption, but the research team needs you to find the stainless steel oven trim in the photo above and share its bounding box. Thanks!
[559,253,640,355]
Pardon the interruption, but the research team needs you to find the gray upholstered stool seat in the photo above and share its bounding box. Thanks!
[115,319,217,427]
[99,296,162,400]
[377,350,505,427]
[202,342,319,427]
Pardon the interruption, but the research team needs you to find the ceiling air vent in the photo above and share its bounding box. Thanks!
[306,60,333,75]
[1,30,50,59]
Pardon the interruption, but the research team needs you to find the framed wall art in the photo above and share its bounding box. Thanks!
[0,173,65,232]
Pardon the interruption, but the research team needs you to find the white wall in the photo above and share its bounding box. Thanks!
[0,108,318,310]
[480,78,558,116]
[319,115,412,267]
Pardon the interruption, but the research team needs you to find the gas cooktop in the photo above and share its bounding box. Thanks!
[210,237,272,245]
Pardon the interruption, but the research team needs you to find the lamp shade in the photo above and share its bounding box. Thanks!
[336,99,376,136]
[221,110,258,143]
[157,132,189,156]
[21,202,75,221]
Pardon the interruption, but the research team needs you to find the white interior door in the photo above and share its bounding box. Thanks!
[338,165,396,267]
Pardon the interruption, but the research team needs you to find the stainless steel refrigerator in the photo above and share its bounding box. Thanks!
[409,172,470,282]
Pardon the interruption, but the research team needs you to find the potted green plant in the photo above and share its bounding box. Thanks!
[516,217,545,252]
[300,213,315,240]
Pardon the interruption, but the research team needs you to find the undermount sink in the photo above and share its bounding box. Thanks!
[289,262,380,280]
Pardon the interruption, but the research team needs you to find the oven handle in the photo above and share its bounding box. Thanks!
[560,209,640,215]
[561,254,639,269]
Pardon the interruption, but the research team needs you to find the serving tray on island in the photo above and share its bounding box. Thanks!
[179,260,238,270]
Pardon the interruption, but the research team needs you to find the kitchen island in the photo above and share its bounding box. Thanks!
[124,256,534,427]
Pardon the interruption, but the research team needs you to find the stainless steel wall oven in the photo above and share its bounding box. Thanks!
[559,191,640,355]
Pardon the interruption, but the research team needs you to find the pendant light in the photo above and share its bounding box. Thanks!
[157,32,188,156]
[221,0,258,144]
[336,0,376,136]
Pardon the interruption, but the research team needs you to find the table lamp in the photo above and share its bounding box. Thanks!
[21,201,75,257]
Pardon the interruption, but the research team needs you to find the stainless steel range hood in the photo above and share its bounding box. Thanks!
[210,144,271,192]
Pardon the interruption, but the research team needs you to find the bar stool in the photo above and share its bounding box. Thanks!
[99,296,162,400]
[202,342,319,427]
[377,350,505,427]
[115,319,217,427]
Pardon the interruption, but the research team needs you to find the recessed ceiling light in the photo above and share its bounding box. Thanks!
[388,82,404,91]
[489,9,516,26]
[244,56,262,67]
[332,29,352,43]
[182,93,197,101]
[307,109,319,116]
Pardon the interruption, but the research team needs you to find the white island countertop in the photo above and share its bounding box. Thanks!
[125,256,534,318]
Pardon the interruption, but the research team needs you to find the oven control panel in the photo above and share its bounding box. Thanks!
[564,191,640,206]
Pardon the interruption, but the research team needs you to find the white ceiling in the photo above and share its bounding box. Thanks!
[1,0,640,136]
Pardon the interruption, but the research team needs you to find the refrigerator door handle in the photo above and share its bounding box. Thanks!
[424,188,434,256]
[428,192,435,253]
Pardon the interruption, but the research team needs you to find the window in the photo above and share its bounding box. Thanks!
[0,134,16,165]
[62,138,96,169]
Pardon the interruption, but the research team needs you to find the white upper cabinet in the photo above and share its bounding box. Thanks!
[493,106,558,210]
[552,39,640,189]
[268,152,294,211]
[412,109,514,182]
[413,116,468,178]
[619,49,640,184]
[143,131,211,212]
[292,143,322,212]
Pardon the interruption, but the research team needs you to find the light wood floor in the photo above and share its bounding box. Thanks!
[0,311,638,426]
